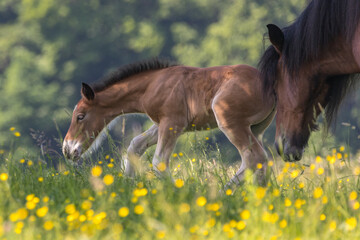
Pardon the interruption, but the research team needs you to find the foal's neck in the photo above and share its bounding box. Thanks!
[96,71,155,116]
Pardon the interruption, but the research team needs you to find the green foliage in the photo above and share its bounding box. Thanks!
[1,0,359,157]
[0,137,360,239]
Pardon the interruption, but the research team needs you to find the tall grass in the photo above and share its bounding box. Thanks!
[0,127,360,240]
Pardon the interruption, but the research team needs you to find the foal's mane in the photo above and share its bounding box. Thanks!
[259,0,360,125]
[91,58,178,92]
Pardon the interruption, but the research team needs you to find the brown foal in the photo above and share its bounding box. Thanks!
[63,59,275,188]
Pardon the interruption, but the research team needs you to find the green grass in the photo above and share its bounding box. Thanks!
[1,132,360,240]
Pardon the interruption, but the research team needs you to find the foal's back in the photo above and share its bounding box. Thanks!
[142,64,271,130]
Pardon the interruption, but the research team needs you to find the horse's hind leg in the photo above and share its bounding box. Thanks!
[124,124,158,177]
[212,103,268,189]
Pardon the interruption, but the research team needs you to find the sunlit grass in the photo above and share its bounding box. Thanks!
[1,130,360,239]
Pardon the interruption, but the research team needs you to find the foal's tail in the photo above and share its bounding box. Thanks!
[250,104,276,141]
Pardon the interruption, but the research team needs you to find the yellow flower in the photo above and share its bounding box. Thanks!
[134,205,144,215]
[255,187,266,199]
[17,208,28,220]
[157,162,167,172]
[79,215,86,222]
[279,219,287,228]
[14,132,21,137]
[329,221,337,231]
[268,161,274,167]
[20,159,25,163]
[284,198,292,207]
[353,167,360,175]
[156,230,166,239]
[91,166,102,177]
[175,179,184,188]
[315,156,322,163]
[38,177,44,182]
[172,153,178,158]
[103,174,114,185]
[0,173,8,181]
[272,189,280,197]
[313,187,323,199]
[349,191,358,201]
[133,188,148,197]
[81,200,92,210]
[118,207,129,217]
[310,164,316,171]
[26,201,36,210]
[10,127,15,131]
[257,163,263,169]
[27,160,33,166]
[107,163,114,168]
[196,196,207,207]
[346,217,357,231]
[206,218,216,228]
[290,169,300,178]
[236,221,246,230]
[179,203,190,213]
[317,168,324,175]
[44,221,54,231]
[322,196,328,204]
[36,206,48,218]
[226,189,232,196]
[340,146,345,152]
[223,223,231,232]
[65,204,76,214]
[353,201,360,210]
[320,214,326,221]
[294,199,302,209]
[240,209,250,220]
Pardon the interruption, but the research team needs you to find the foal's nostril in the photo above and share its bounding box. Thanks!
[73,149,79,157]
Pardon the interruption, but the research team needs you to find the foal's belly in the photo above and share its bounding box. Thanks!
[185,110,218,131]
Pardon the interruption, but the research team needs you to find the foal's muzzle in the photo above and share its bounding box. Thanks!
[62,140,82,161]
[275,138,303,162]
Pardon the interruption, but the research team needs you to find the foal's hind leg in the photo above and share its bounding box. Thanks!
[124,124,158,177]
[222,126,268,188]
[213,105,268,189]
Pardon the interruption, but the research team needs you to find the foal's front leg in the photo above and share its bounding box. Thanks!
[124,124,158,176]
[152,120,184,179]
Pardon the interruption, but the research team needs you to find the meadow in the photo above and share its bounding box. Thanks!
[1,126,360,240]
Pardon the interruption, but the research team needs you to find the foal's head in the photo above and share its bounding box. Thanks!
[63,83,113,161]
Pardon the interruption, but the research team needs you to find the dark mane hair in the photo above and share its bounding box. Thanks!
[259,0,360,125]
[91,57,178,92]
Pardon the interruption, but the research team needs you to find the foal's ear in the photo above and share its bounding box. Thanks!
[81,82,95,101]
[267,24,284,55]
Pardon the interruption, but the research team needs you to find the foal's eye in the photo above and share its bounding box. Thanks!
[77,114,85,121]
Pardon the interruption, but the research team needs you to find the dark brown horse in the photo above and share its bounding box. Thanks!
[62,58,276,188]
[259,0,360,162]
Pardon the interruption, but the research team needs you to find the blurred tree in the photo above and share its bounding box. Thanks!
[7,0,359,159]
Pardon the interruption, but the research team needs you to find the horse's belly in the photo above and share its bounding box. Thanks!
[187,110,218,131]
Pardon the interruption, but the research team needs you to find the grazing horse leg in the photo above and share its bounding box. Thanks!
[152,119,185,180]
[124,124,158,177]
